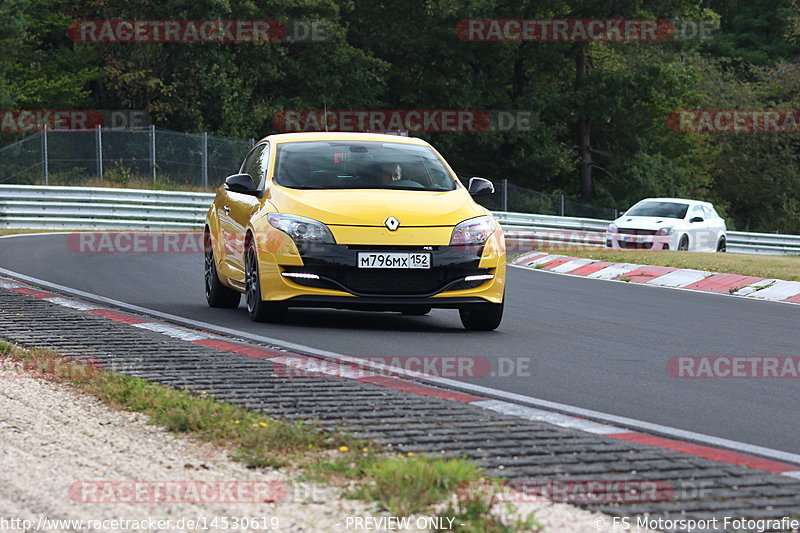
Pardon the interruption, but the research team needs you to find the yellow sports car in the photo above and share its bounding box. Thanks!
[204,132,505,330]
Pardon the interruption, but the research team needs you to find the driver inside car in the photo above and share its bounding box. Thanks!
[376,163,402,186]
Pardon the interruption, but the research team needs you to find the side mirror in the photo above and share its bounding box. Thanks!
[467,177,494,196]
[224,173,260,197]
[690,216,704,223]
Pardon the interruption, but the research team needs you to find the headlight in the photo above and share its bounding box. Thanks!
[656,227,675,236]
[268,213,335,244]
[608,223,618,233]
[450,216,495,246]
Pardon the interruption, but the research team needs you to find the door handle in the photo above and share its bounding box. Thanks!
[223,205,231,214]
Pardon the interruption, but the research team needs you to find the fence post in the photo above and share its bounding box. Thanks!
[150,125,156,182]
[41,125,49,186]
[202,131,208,188]
[502,179,508,211]
[96,125,104,179]
[248,138,255,149]
[559,194,565,216]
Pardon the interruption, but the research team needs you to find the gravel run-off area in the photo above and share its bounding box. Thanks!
[0,359,659,533]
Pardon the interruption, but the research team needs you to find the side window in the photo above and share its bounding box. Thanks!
[702,205,714,219]
[254,143,270,189]
[240,144,265,179]
[242,143,270,188]
[690,205,704,220]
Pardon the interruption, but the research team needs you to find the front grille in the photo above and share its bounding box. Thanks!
[619,241,653,249]
[618,229,658,235]
[344,269,454,294]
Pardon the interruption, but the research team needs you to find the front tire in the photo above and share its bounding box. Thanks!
[205,233,240,308]
[459,300,504,331]
[678,235,689,251]
[245,241,287,323]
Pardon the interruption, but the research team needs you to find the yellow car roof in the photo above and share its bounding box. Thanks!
[258,131,431,146]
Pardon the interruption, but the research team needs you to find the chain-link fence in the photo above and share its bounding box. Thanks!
[473,180,619,220]
[0,127,618,216]
[0,127,253,190]
[0,134,43,185]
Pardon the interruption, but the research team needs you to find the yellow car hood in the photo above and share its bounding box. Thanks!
[269,187,487,227]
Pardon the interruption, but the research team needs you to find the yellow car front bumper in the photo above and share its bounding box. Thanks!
[252,225,506,309]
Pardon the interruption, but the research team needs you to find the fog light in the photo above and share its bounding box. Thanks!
[281,272,320,279]
[464,274,494,282]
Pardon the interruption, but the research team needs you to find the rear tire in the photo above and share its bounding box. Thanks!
[459,300,504,331]
[205,233,240,308]
[678,235,689,251]
[717,236,727,252]
[245,241,287,323]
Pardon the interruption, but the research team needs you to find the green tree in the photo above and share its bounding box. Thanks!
[4,0,100,109]
[0,0,30,108]
[348,0,711,207]
[74,0,387,137]
[691,59,800,232]
[702,0,800,66]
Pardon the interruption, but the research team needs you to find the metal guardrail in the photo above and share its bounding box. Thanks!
[0,184,212,231]
[1,185,798,255]
[494,211,611,233]
[493,210,800,255]
[0,184,214,206]
[494,211,609,249]
[726,231,800,255]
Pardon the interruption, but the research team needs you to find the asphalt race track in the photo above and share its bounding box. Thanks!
[2,233,798,455]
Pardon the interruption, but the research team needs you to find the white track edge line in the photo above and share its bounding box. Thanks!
[2,266,800,467]
[0,232,74,239]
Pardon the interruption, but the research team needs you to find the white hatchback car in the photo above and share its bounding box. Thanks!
[605,198,727,252]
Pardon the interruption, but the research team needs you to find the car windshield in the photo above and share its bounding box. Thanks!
[274,141,457,191]
[626,201,690,219]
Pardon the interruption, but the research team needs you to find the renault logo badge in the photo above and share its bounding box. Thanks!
[384,216,400,231]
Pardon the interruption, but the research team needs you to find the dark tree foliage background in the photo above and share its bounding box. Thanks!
[2,0,800,232]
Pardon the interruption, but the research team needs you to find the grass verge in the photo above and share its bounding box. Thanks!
[525,247,800,281]
[352,456,481,516]
[0,340,539,532]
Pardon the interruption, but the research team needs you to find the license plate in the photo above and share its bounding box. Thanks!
[357,252,430,269]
